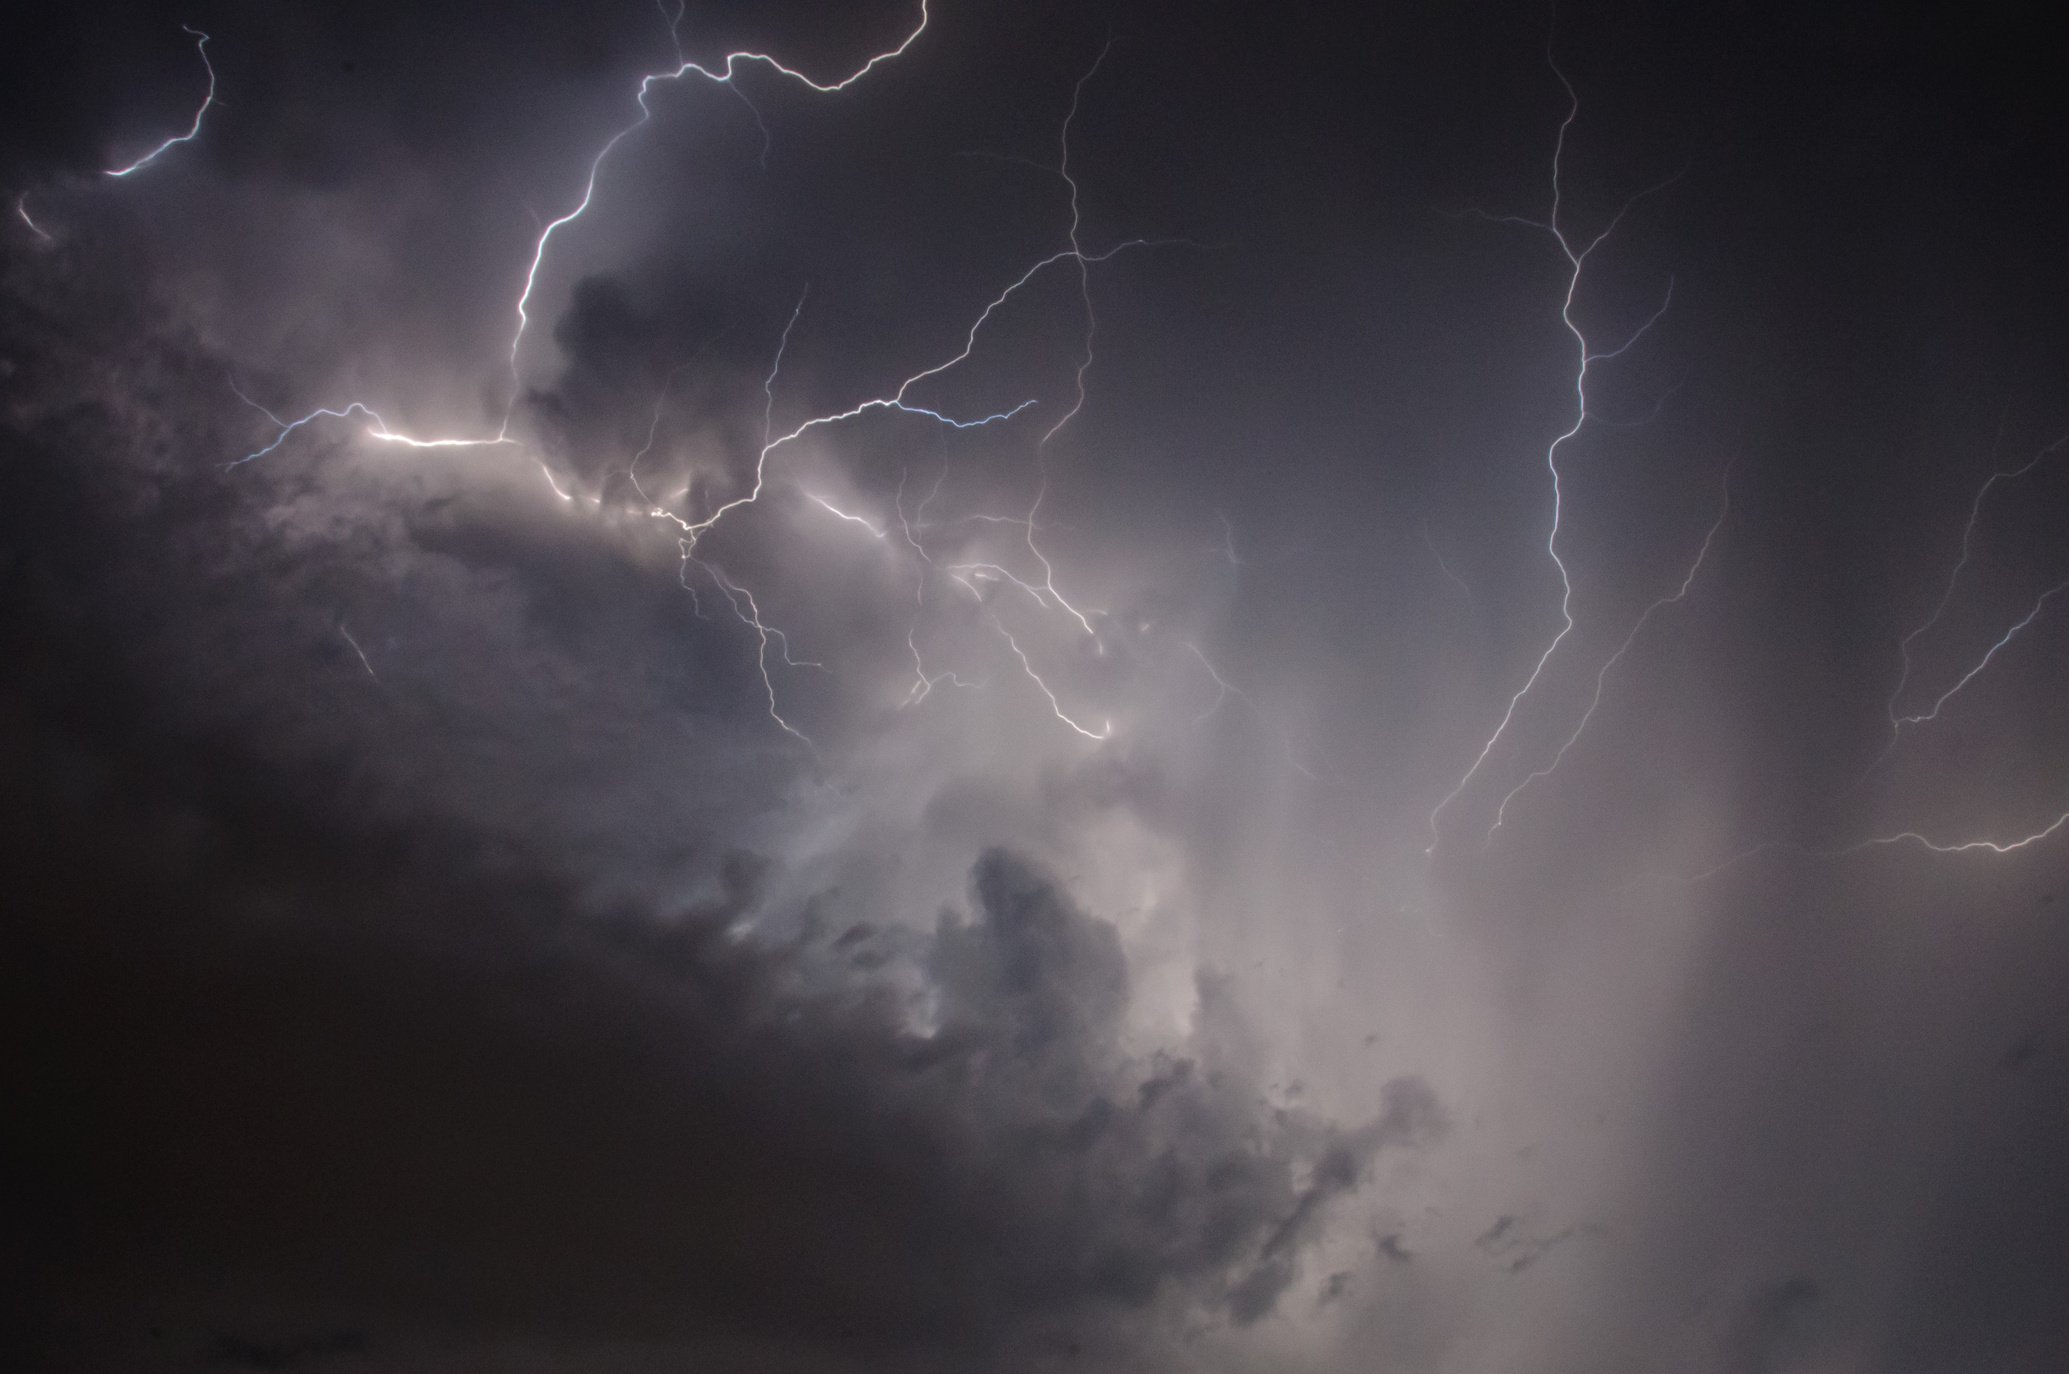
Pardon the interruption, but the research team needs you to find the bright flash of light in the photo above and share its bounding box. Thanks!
[103,26,218,178]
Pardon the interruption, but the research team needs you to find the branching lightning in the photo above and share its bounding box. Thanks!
[229,398,521,468]
[700,558,820,746]
[504,2,933,387]
[806,494,889,541]
[990,614,1110,741]
[34,6,2061,869]
[1873,430,2069,763]
[1682,806,2069,885]
[1424,60,1681,854]
[12,22,217,242]
[103,25,218,179]
[1888,579,2068,736]
[1665,427,2069,881]
[1487,467,1729,837]
[591,38,1185,746]
[208,0,1214,751]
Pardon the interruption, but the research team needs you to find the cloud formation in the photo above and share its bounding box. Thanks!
[7,2,2069,1372]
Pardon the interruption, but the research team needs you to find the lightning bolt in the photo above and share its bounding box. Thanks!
[666,287,1046,556]
[12,22,218,241]
[1486,467,1730,838]
[1424,58,1682,854]
[103,25,218,178]
[1874,429,2069,762]
[236,3,934,463]
[229,398,521,468]
[805,494,889,540]
[40,10,2060,859]
[206,11,1216,750]
[989,615,1110,741]
[1885,578,2069,740]
[1680,806,2069,885]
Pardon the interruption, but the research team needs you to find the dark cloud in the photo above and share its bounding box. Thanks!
[0,336,1433,1352]
[3,683,1431,1366]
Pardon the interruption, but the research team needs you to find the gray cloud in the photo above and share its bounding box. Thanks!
[0,300,1436,1350]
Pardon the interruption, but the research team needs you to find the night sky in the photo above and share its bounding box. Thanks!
[5,2,2068,1370]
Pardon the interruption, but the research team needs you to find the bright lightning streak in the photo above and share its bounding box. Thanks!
[699,559,818,747]
[538,463,578,502]
[507,3,933,383]
[671,285,1059,558]
[1886,578,2069,736]
[660,228,1173,662]
[218,13,1174,748]
[1684,807,2069,884]
[1877,429,2068,753]
[668,110,1186,743]
[232,3,933,471]
[683,393,1036,545]
[1424,59,1681,855]
[806,494,888,539]
[901,629,984,707]
[991,615,1110,741]
[598,163,1154,746]
[1841,812,2069,856]
[892,464,942,606]
[103,26,218,178]
[228,398,518,468]
[1487,468,1730,836]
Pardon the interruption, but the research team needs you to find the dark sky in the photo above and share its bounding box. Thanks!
[5,2,2067,1371]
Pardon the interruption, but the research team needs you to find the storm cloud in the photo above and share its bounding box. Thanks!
[7,1,2069,1371]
